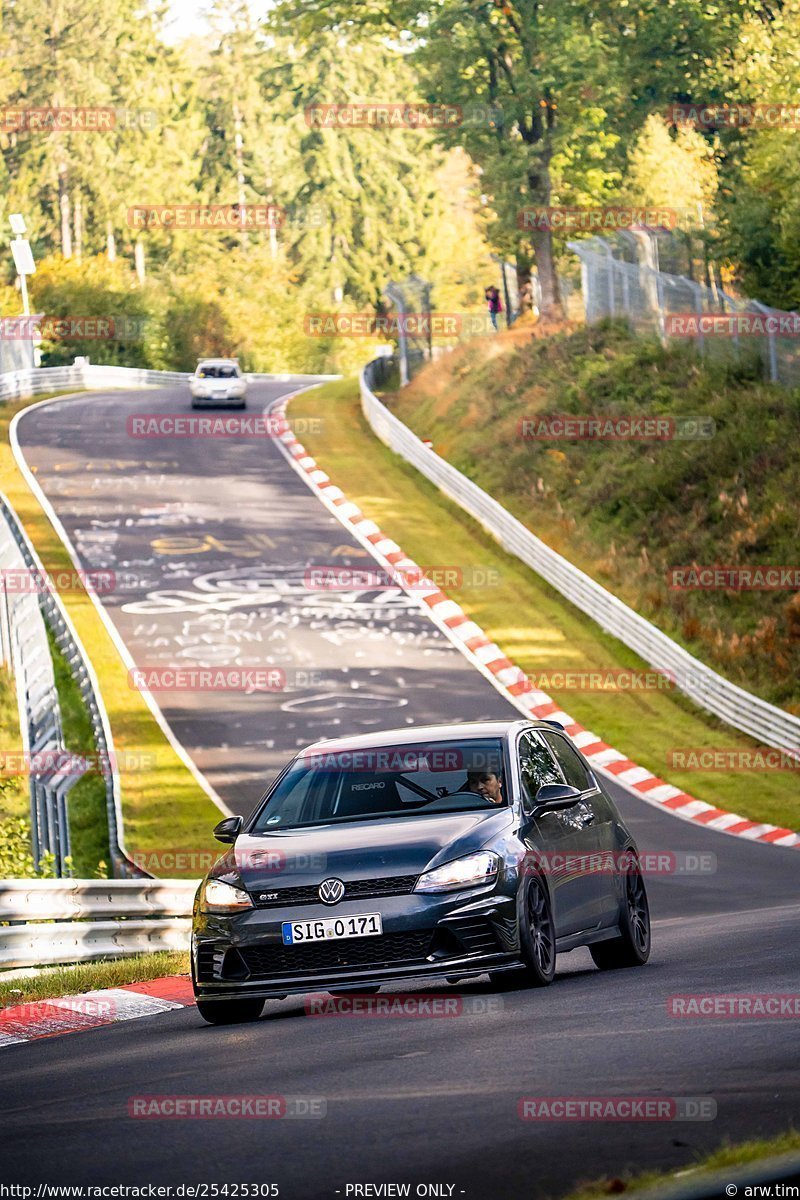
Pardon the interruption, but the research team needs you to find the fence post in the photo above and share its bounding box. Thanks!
[750,300,778,382]
[384,281,409,387]
[689,281,705,360]
[653,267,667,346]
[602,242,616,317]
[579,258,590,321]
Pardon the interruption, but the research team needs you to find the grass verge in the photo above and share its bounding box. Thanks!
[393,322,800,713]
[0,663,35,874]
[46,625,109,876]
[289,378,798,832]
[0,951,190,1007]
[564,1129,800,1199]
[0,666,27,822]
[0,390,221,875]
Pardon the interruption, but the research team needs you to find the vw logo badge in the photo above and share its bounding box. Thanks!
[318,878,346,905]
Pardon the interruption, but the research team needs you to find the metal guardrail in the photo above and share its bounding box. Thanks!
[0,489,143,879]
[0,496,81,875]
[0,877,198,920]
[0,362,339,403]
[0,363,189,403]
[360,358,800,757]
[1,920,192,969]
[0,879,196,969]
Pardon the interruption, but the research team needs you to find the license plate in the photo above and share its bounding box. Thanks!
[281,913,382,946]
[213,391,226,399]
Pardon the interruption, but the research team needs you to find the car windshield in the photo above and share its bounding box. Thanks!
[251,738,507,831]
[198,364,238,378]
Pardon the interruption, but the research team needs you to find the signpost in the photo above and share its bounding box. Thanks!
[9,213,35,317]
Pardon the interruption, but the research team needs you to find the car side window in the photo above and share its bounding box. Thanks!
[518,731,563,807]
[540,731,594,793]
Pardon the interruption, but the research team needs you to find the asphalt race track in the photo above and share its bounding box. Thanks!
[3,381,799,1199]
[16,381,509,812]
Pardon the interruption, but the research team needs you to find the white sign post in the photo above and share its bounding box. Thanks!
[9,214,35,317]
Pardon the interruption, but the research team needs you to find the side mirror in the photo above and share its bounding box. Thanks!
[533,783,582,811]
[213,815,243,844]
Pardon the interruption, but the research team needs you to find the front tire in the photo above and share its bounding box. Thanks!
[590,859,651,970]
[196,998,264,1025]
[518,872,557,987]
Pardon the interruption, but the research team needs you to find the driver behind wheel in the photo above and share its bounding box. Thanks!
[465,768,503,804]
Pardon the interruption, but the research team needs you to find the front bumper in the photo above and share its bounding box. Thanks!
[193,889,520,1001]
[190,389,246,405]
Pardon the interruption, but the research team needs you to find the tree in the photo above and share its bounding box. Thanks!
[0,0,204,270]
[259,30,450,310]
[268,0,628,317]
[270,0,793,317]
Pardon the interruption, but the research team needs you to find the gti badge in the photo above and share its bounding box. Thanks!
[318,878,346,905]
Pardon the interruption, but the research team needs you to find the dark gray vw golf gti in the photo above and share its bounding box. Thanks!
[192,720,651,1023]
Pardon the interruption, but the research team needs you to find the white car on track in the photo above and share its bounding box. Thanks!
[189,358,247,409]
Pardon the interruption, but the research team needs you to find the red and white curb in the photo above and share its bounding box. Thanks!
[0,975,194,1047]
[270,396,799,851]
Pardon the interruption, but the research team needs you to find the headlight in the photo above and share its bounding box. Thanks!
[199,878,253,913]
[414,851,500,893]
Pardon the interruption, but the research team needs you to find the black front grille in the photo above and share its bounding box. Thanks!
[250,874,419,908]
[238,931,432,977]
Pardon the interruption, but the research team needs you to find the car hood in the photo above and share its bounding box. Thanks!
[231,809,513,890]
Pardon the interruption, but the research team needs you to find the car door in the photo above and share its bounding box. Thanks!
[539,729,619,928]
[516,730,600,936]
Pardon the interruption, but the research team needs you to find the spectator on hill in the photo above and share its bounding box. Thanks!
[485,285,502,330]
